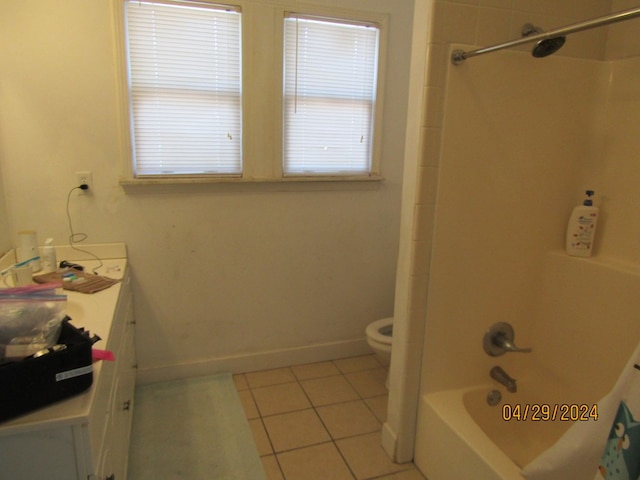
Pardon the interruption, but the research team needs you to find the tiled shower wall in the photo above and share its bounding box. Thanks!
[386,0,640,463]
[398,0,617,384]
[414,0,640,350]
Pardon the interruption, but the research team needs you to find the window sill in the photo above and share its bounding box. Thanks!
[119,174,385,193]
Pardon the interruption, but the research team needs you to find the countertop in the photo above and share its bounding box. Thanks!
[0,243,128,436]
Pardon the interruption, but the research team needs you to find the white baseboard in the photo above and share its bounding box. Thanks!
[136,337,371,385]
[381,421,398,461]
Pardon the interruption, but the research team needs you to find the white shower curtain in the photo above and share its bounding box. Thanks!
[522,341,640,480]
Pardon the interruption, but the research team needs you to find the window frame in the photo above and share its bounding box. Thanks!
[281,13,381,177]
[123,0,243,178]
[114,0,388,186]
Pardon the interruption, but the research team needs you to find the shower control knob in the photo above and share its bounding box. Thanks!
[483,322,532,356]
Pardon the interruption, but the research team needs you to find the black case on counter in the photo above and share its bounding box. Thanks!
[0,317,100,423]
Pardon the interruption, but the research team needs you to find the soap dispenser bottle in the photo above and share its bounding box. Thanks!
[566,190,599,257]
[41,238,58,273]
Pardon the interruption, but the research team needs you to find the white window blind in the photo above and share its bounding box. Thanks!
[124,0,242,176]
[283,15,379,176]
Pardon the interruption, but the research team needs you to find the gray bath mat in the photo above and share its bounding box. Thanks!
[127,373,266,480]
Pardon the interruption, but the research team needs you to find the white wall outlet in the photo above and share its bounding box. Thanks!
[76,171,93,192]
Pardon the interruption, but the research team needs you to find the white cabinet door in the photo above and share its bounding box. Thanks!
[0,425,91,480]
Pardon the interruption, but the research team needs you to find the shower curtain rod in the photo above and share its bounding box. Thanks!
[451,6,640,65]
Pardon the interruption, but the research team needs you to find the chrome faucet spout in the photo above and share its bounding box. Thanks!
[490,366,517,393]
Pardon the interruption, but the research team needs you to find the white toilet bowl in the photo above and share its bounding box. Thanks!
[365,317,393,366]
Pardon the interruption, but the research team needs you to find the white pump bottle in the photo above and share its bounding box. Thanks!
[565,190,599,257]
[41,238,58,273]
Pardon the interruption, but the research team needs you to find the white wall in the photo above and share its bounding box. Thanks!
[0,0,414,382]
[0,167,10,255]
[422,51,603,393]
[417,0,640,395]
[588,57,640,265]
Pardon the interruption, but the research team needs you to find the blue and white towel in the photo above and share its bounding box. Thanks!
[596,362,640,480]
[523,341,640,480]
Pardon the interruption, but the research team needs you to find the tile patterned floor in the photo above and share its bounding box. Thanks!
[234,355,427,480]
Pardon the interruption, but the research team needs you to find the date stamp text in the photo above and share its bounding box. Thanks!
[502,403,598,421]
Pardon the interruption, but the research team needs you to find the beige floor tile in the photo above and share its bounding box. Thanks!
[233,373,249,391]
[261,455,284,480]
[238,389,259,419]
[377,467,427,479]
[252,382,311,416]
[336,432,411,480]
[277,442,354,480]
[263,408,331,452]
[237,354,407,480]
[317,400,381,439]
[345,368,388,398]
[291,361,341,380]
[245,367,297,388]
[249,418,273,456]
[333,355,381,374]
[364,395,388,423]
[301,375,359,407]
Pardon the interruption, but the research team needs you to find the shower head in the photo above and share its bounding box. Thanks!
[452,7,640,66]
[532,36,566,58]
[521,23,566,58]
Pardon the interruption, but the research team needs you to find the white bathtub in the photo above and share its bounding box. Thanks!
[415,251,640,480]
[415,384,575,480]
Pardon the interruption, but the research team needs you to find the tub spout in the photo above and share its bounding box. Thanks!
[490,366,517,393]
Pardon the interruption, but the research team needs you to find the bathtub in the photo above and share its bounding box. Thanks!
[415,384,575,480]
[414,250,640,480]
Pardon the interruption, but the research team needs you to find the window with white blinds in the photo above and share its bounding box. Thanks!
[283,15,380,176]
[124,0,242,177]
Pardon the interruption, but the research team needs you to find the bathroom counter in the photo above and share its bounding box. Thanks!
[0,243,136,480]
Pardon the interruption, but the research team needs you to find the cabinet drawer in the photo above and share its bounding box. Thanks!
[110,308,137,480]
[0,426,83,479]
[88,271,133,472]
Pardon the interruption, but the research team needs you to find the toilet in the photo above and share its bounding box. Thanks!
[365,317,393,366]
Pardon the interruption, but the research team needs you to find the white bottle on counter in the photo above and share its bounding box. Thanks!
[41,238,58,273]
[566,190,599,257]
[17,230,41,272]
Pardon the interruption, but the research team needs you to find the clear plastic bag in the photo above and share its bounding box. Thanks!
[0,283,67,360]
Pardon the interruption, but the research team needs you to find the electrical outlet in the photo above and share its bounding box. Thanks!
[76,171,93,192]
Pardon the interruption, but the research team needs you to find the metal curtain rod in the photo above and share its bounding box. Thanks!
[451,6,640,65]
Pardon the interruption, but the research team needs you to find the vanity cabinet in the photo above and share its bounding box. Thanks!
[0,252,136,480]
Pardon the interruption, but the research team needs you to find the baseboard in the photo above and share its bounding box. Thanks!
[136,337,371,385]
[381,421,398,461]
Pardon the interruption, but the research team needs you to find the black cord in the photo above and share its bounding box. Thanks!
[66,186,103,274]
